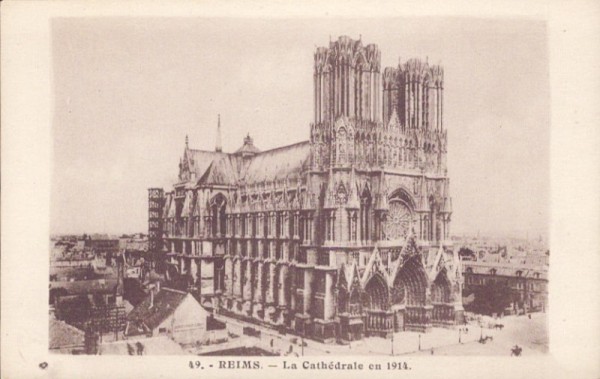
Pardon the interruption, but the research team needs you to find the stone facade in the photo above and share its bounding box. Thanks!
[149,36,463,342]
[462,260,548,314]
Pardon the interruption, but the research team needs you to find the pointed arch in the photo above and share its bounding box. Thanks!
[394,255,428,307]
[352,50,366,68]
[363,273,389,311]
[389,187,417,211]
[390,274,406,305]
[209,193,227,237]
[431,269,452,304]
[360,185,372,242]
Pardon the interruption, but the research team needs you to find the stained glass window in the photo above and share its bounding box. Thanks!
[384,200,412,240]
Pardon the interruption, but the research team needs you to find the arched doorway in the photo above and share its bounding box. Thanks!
[362,274,393,336]
[364,274,389,311]
[393,255,429,329]
[336,271,365,341]
[431,270,454,325]
[431,270,451,303]
[396,256,427,306]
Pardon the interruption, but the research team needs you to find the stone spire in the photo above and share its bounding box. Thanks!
[216,114,222,153]
[185,134,189,149]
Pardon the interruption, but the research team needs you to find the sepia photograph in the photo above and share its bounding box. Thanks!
[2,1,599,378]
[48,17,549,357]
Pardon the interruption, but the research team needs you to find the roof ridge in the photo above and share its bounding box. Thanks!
[255,140,309,154]
[189,148,228,155]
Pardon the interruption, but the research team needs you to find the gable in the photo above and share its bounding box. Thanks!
[188,150,230,183]
[172,295,209,326]
[202,155,243,185]
[127,288,187,331]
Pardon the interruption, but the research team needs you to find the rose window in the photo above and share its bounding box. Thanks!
[384,200,412,240]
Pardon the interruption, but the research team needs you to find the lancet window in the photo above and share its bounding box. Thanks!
[359,188,371,242]
[210,194,227,238]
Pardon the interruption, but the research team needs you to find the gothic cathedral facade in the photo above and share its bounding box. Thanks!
[148,36,464,342]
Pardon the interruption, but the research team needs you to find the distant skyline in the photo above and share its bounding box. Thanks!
[51,17,549,239]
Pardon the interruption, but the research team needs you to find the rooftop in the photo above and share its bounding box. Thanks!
[182,139,310,186]
[50,278,119,295]
[462,260,547,271]
[126,288,189,334]
[234,134,261,156]
[49,316,85,350]
[462,260,547,280]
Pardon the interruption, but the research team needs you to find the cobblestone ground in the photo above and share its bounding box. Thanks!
[212,312,547,357]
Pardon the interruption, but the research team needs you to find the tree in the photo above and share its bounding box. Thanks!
[123,278,147,306]
[58,295,92,327]
[469,281,512,316]
[458,248,476,260]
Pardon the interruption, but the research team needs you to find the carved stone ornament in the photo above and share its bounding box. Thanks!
[335,183,348,205]
[384,200,412,240]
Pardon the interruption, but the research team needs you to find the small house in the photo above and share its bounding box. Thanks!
[125,286,210,345]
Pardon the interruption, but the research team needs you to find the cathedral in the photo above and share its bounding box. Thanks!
[148,35,464,342]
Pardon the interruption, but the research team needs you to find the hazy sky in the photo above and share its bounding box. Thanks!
[51,17,549,238]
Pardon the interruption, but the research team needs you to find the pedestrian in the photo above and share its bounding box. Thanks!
[431,348,434,355]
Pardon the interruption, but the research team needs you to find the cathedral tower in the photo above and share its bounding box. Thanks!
[150,36,461,344]
[382,59,444,130]
[314,35,381,125]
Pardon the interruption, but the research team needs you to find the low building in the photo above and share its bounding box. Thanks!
[125,286,211,345]
[461,260,548,314]
[119,238,148,255]
[50,278,120,306]
[84,234,120,257]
